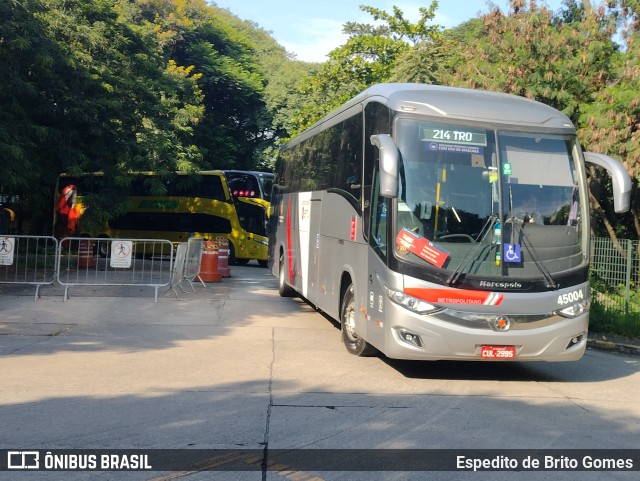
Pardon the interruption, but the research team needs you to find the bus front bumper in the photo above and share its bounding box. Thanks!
[380,303,589,362]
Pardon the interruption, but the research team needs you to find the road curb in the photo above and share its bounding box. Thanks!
[587,338,640,357]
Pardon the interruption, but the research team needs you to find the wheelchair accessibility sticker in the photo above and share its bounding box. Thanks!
[504,243,522,263]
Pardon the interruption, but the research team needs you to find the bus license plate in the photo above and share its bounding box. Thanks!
[480,345,516,360]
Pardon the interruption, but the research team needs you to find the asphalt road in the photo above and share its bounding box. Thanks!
[1,264,639,481]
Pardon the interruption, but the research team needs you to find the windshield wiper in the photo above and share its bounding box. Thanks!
[505,185,558,289]
[446,214,498,286]
[505,217,559,289]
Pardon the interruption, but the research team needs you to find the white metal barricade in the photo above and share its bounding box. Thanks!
[169,238,206,300]
[169,242,187,300]
[0,235,58,300]
[183,237,205,291]
[57,237,174,303]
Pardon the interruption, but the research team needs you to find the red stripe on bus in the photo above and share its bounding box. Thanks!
[286,197,293,283]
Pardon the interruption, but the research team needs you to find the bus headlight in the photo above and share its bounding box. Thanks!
[555,299,590,318]
[382,285,441,315]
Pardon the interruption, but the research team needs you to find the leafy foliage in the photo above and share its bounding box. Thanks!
[0,0,313,231]
[447,1,617,121]
[2,0,640,243]
[291,2,443,133]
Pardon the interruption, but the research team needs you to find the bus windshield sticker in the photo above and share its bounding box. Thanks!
[504,243,522,263]
[425,142,484,155]
[395,228,449,268]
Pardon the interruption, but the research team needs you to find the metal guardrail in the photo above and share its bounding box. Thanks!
[0,235,58,300]
[57,237,174,303]
[591,236,640,315]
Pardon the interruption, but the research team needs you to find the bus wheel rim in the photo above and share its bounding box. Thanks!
[344,304,358,341]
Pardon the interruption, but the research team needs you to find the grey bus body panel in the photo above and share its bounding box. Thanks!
[272,190,368,323]
[286,84,575,147]
[271,83,628,362]
[273,189,590,362]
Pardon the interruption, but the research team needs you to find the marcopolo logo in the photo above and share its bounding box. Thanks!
[7,451,39,469]
[478,280,523,290]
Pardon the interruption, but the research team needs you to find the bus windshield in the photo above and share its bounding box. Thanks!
[393,117,586,281]
[225,171,274,203]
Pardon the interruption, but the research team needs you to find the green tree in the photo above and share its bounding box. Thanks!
[291,2,443,133]
[0,0,205,232]
[0,0,69,230]
[578,0,640,241]
[448,0,617,121]
[389,36,453,84]
[122,0,273,169]
[217,10,320,168]
[43,0,204,227]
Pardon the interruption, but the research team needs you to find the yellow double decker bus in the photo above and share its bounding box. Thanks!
[53,170,271,265]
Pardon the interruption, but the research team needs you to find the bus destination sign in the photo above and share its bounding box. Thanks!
[421,122,487,154]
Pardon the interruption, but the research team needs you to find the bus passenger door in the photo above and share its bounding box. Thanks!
[365,173,390,351]
[296,192,314,299]
[306,192,322,304]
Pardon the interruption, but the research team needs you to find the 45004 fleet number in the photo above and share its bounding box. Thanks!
[557,290,584,305]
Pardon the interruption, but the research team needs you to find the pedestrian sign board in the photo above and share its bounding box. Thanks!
[110,240,133,268]
[0,237,15,266]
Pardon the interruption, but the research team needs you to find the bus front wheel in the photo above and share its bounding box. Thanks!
[229,243,249,265]
[341,283,376,356]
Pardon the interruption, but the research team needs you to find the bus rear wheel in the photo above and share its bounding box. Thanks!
[341,283,376,356]
[95,236,110,258]
[278,252,296,297]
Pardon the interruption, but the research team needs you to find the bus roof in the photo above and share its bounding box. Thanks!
[290,83,574,146]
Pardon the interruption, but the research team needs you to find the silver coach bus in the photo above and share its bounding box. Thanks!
[268,83,630,361]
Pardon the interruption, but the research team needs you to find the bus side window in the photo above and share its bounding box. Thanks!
[200,176,228,200]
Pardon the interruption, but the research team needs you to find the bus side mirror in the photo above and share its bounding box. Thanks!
[583,152,632,213]
[370,134,399,198]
